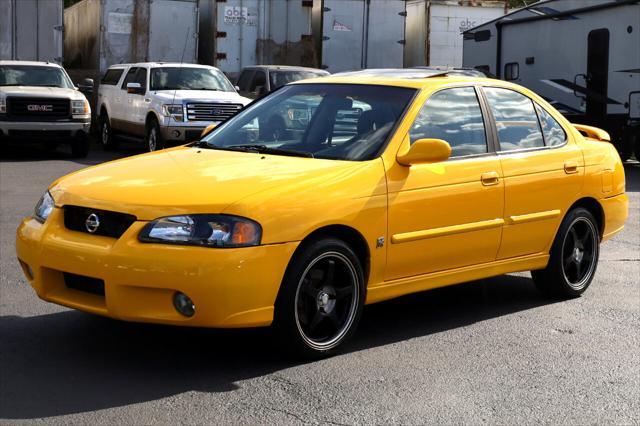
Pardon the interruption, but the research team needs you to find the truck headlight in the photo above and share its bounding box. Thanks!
[139,214,261,248]
[71,99,90,118]
[162,104,184,122]
[0,98,6,114]
[34,191,54,223]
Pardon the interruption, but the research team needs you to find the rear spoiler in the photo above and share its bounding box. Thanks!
[572,123,611,142]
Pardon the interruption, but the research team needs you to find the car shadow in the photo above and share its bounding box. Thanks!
[0,274,557,419]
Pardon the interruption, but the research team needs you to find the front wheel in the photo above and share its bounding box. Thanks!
[146,118,164,152]
[274,238,365,359]
[532,207,600,297]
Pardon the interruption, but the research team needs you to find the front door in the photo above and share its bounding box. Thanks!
[480,86,584,259]
[385,86,504,280]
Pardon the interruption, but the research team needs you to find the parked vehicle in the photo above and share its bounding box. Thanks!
[236,65,329,99]
[0,61,92,157]
[17,69,627,358]
[97,62,251,152]
[462,0,640,160]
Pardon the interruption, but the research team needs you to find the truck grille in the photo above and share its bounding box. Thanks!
[64,206,137,239]
[186,103,243,122]
[7,97,70,119]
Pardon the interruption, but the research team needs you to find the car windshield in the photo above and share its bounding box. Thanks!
[0,65,74,88]
[150,67,235,92]
[269,70,328,90]
[200,83,416,161]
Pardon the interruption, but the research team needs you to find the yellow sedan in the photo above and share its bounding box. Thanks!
[16,69,628,358]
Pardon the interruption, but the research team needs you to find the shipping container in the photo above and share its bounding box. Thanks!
[0,0,64,63]
[64,0,199,73]
[198,0,316,78]
[404,0,506,68]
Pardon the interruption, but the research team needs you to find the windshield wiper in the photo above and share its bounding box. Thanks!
[196,143,313,158]
[193,88,219,91]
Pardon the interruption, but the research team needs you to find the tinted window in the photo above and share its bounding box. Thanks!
[133,68,147,91]
[201,84,416,161]
[410,87,487,157]
[484,87,544,151]
[536,104,566,146]
[121,67,138,90]
[237,70,254,91]
[149,67,234,91]
[101,68,124,85]
[250,71,266,92]
[269,70,328,90]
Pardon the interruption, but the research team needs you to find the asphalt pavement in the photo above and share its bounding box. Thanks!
[1,142,638,424]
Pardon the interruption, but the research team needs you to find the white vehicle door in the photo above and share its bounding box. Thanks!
[113,66,138,130]
[128,67,149,137]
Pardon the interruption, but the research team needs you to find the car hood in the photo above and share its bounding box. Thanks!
[152,90,251,105]
[50,147,383,221]
[0,86,84,100]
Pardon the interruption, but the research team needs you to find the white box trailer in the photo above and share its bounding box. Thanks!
[462,0,640,159]
[0,0,64,63]
[64,0,199,73]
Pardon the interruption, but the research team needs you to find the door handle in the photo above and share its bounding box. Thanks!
[481,171,500,186]
[144,98,151,103]
[564,161,578,174]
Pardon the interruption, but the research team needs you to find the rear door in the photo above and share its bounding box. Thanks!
[480,86,584,259]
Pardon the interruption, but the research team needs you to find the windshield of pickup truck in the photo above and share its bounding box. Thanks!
[200,83,416,161]
[270,70,328,90]
[150,67,235,92]
[0,65,74,88]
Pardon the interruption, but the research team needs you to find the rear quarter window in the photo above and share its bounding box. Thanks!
[101,68,124,85]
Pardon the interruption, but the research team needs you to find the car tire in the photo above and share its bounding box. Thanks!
[274,238,365,359]
[146,118,164,152]
[70,133,90,158]
[100,112,117,150]
[531,207,600,298]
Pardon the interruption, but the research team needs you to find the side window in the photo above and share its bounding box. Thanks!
[120,67,138,90]
[133,68,147,91]
[504,62,519,81]
[409,87,488,157]
[101,68,124,85]
[484,87,544,151]
[237,70,254,91]
[250,71,267,92]
[536,104,567,146]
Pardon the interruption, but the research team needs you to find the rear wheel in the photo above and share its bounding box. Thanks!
[532,207,600,297]
[274,238,365,359]
[146,118,164,152]
[100,112,117,150]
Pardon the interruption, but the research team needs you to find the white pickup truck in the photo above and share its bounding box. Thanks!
[97,63,251,152]
[0,61,92,157]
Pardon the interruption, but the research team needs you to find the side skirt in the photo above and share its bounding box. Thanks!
[365,253,549,305]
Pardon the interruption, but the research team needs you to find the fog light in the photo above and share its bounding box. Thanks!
[173,292,195,317]
[172,130,181,138]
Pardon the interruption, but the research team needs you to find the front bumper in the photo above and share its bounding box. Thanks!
[0,119,90,139]
[16,208,299,328]
[160,125,209,143]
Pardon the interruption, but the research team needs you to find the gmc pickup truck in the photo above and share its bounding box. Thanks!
[0,61,91,157]
[98,63,251,151]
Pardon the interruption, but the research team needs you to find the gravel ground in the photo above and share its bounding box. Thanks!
[1,142,638,424]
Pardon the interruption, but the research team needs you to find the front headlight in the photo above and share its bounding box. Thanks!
[71,99,90,118]
[162,104,184,122]
[34,191,54,223]
[139,214,261,248]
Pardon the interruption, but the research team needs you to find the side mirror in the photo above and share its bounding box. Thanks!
[77,78,94,94]
[200,123,218,138]
[234,85,240,92]
[396,138,451,166]
[126,82,143,94]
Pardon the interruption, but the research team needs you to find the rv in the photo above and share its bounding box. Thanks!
[462,0,640,160]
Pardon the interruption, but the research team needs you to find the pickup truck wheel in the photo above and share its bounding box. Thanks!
[70,133,90,158]
[531,207,599,298]
[274,238,365,359]
[146,119,164,152]
[100,113,117,150]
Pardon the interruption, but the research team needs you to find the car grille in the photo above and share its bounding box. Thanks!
[64,272,105,296]
[7,97,70,119]
[63,206,137,239]
[186,103,243,122]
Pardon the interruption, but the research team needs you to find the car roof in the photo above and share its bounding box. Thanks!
[108,62,220,70]
[243,65,329,73]
[0,60,63,68]
[291,68,505,89]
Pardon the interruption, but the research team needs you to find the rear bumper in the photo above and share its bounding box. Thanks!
[16,208,298,328]
[601,192,628,242]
